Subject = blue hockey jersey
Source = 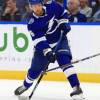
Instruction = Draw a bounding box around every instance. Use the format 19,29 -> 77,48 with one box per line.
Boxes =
68,12 -> 87,22
27,1 -> 71,52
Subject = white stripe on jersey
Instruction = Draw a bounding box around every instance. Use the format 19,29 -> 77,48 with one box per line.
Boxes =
33,36 -> 47,46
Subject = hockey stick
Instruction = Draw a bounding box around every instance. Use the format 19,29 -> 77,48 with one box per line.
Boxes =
29,52 -> 100,99
46,53 -> 100,72
18,52 -> 100,100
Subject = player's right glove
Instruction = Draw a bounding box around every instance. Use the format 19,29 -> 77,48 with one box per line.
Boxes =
43,48 -> 56,63
46,51 -> 56,63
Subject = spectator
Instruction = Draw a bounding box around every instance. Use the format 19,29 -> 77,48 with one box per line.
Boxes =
0,0 -> 4,7
56,0 -> 63,4
79,0 -> 92,21
67,0 -> 87,22
21,3 -> 32,22
1,0 -> 21,21
0,0 -> 5,20
91,0 -> 100,16
16,0 -> 28,14
88,0 -> 96,7
92,0 -> 100,22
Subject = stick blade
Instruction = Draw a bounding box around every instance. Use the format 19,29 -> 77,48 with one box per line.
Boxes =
18,96 -> 30,100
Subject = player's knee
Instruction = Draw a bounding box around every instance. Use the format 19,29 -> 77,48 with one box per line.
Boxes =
56,51 -> 72,66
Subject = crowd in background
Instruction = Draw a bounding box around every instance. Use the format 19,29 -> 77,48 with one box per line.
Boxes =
0,0 -> 100,22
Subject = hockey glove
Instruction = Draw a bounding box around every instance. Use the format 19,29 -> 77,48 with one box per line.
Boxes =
46,51 -> 56,63
43,48 -> 56,63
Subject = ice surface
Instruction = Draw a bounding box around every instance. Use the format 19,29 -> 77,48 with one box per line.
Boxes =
0,80 -> 100,100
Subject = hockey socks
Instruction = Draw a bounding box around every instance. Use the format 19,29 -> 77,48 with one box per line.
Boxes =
24,75 -> 34,88
63,66 -> 80,87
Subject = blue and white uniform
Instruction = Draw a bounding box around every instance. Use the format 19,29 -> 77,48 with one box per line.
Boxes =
24,1 -> 80,88
68,12 -> 87,22
28,1 -> 70,50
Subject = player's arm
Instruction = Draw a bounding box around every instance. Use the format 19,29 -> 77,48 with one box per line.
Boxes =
27,19 -> 50,52
54,2 -> 71,35
28,24 -> 55,63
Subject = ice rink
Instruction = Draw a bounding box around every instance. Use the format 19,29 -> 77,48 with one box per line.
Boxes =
0,80 -> 100,100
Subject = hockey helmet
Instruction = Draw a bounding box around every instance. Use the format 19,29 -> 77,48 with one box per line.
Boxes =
28,0 -> 43,5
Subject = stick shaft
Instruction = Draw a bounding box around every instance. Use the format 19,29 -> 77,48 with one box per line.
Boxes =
29,73 -> 44,99
46,53 -> 100,72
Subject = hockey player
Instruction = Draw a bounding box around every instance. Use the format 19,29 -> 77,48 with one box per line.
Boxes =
14,0 -> 85,99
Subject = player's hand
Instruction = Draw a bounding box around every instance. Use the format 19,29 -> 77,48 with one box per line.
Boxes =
3,7 -> 11,15
46,51 -> 56,63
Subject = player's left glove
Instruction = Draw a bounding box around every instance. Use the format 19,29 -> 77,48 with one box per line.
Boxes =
43,48 -> 56,63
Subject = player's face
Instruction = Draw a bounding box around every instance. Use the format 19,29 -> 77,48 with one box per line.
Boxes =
29,3 -> 43,16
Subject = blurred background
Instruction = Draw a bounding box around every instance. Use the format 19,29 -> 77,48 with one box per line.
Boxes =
0,0 -> 100,22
